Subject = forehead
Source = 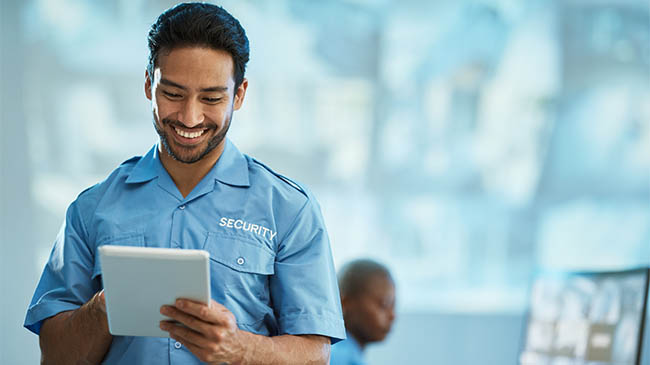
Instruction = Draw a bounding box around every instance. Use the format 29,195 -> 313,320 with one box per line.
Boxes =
155,46 -> 235,86
360,274 -> 395,298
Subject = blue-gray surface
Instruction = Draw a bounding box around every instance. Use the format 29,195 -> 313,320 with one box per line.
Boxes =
365,312 -> 525,365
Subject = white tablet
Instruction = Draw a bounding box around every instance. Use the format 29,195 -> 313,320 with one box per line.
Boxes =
98,245 -> 211,338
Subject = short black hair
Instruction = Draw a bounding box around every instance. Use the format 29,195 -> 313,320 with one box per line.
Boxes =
338,259 -> 394,298
147,2 -> 250,89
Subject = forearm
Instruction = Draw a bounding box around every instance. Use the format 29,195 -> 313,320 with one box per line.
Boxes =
239,333 -> 330,365
39,293 -> 113,364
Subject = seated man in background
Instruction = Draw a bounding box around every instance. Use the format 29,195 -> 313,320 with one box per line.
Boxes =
331,259 -> 396,365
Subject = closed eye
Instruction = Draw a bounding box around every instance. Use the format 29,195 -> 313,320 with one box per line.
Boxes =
204,97 -> 222,103
163,91 -> 181,99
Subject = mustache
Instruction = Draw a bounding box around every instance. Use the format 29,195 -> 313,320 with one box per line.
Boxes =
161,118 -> 216,130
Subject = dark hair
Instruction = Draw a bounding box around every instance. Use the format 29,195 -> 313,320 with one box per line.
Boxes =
147,2 -> 249,89
338,259 -> 394,298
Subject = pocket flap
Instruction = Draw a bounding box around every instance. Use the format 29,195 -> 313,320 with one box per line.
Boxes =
204,233 -> 275,275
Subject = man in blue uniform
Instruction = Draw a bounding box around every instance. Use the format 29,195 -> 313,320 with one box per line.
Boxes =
24,3 -> 345,364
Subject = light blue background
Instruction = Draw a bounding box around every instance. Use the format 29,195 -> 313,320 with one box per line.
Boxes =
1,0 -> 649,364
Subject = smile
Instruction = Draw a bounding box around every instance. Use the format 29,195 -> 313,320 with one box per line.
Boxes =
174,127 -> 205,139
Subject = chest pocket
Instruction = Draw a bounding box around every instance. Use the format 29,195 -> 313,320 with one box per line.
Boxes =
203,232 -> 275,274
203,232 -> 275,329
92,232 -> 145,281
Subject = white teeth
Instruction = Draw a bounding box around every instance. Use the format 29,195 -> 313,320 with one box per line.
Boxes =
174,127 -> 205,139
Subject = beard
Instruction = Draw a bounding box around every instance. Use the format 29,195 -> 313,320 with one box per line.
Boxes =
153,114 -> 231,164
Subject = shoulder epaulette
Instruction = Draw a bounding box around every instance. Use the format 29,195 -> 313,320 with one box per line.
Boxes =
77,183 -> 99,197
250,158 -> 307,197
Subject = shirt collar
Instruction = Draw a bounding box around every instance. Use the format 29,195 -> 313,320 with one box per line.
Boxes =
125,139 -> 250,187
206,138 -> 250,187
125,145 -> 159,184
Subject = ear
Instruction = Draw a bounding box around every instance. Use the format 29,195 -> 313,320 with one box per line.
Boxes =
233,78 -> 248,111
144,69 -> 152,101
340,294 -> 350,313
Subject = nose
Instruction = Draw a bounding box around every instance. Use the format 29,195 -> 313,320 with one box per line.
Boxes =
179,98 -> 204,127
387,307 -> 396,323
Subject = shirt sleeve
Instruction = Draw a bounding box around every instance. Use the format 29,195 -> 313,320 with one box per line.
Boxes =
269,194 -> 346,344
24,199 -> 100,335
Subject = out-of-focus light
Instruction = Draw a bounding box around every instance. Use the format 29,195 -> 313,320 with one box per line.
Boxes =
37,0 -> 87,40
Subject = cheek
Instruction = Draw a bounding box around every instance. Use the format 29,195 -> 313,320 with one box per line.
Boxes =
207,111 -> 225,123
373,308 -> 394,328
363,308 -> 385,328
151,97 -> 169,118
210,106 -> 231,122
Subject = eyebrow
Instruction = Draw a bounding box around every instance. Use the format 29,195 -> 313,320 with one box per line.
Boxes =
160,78 -> 228,93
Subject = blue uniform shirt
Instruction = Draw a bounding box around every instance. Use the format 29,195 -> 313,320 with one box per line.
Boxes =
330,331 -> 366,365
25,139 -> 345,364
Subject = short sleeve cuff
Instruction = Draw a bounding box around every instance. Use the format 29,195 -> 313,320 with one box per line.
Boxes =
24,301 -> 81,335
278,312 -> 346,344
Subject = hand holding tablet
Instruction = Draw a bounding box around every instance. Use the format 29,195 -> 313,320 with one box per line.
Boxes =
98,245 -> 211,337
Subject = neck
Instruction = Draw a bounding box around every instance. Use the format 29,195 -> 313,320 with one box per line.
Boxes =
347,331 -> 366,351
158,142 -> 225,198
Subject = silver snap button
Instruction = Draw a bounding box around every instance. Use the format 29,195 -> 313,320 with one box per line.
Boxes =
179,205 -> 185,210
236,257 -> 245,265
174,341 -> 182,349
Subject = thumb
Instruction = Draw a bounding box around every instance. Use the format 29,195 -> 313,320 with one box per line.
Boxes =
94,289 -> 107,314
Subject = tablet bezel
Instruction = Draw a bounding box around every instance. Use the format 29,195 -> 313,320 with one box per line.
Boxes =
98,245 -> 211,338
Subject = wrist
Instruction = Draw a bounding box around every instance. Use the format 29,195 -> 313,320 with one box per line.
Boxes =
87,292 -> 110,332
234,329 -> 253,365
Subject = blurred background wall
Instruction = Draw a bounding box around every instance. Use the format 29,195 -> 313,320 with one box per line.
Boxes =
1,0 -> 649,364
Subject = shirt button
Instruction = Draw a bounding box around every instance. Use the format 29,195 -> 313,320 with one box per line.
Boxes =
174,341 -> 182,349
179,205 -> 185,210
236,257 -> 245,265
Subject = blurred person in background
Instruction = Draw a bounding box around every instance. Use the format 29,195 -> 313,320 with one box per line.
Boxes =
331,259 -> 397,365
23,3 -> 344,364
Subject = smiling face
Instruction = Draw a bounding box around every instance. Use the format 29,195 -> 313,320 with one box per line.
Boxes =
145,46 -> 247,164
342,273 -> 396,347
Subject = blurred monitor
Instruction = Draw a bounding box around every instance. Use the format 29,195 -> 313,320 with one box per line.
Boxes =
520,268 -> 649,365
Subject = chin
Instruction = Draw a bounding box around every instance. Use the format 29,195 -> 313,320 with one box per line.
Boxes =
375,328 -> 392,342
366,332 -> 387,343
